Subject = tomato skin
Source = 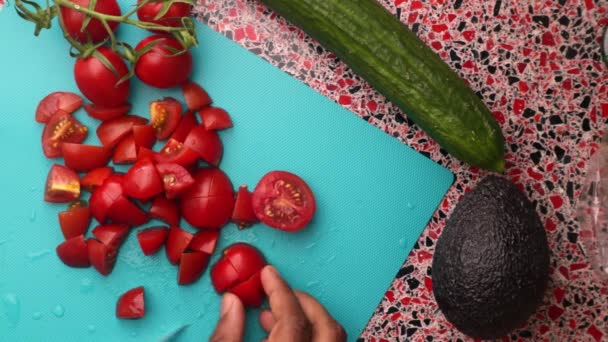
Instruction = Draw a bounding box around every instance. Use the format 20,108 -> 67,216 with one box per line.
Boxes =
36,92 -> 82,123
74,47 -> 130,107
135,35 -> 193,88
178,252 -> 210,285
136,0 -> 192,30
223,243 -> 266,282
113,135 -> 137,164
81,167 -> 113,191
42,111 -> 88,158
155,163 -> 194,199
199,107 -> 233,131
56,235 -> 90,268
84,103 -> 131,121
87,238 -> 117,275
189,230 -> 219,255
149,195 -> 180,226
149,97 -> 182,140
116,286 -> 145,319
184,126 -> 223,166
137,227 -> 169,256
231,185 -> 258,229
89,174 -> 124,223
182,81 -> 212,111
61,143 -> 112,172
97,115 -> 148,148
180,168 -> 234,229
165,226 -> 193,265
123,158 -> 164,200
252,171 -> 316,232
137,147 -> 159,162
60,0 -> 121,43
155,138 -> 199,166
45,164 -> 81,203
132,124 -> 156,149
170,111 -> 198,142
58,204 -> 91,239
229,270 -> 264,307
210,257 -> 240,293
107,196 -> 149,226
92,224 -> 129,250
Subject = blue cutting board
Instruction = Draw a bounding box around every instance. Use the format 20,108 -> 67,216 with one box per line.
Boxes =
0,3 -> 453,341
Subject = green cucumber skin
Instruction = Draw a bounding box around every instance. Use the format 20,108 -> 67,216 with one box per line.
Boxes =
260,0 -> 505,171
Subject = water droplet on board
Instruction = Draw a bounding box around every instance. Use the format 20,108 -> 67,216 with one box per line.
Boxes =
27,249 -> 51,261
29,210 -> 36,222
2,293 -> 20,327
325,255 -> 336,264
270,239 -> 276,248
80,278 -> 94,294
306,281 -> 320,288
399,238 -> 408,249
32,312 -> 42,320
305,242 -> 316,249
406,202 -> 417,210
52,305 -> 65,318
87,325 -> 96,333
130,332 -> 137,338
0,239 -> 9,246
196,311 -> 203,319
30,187 -> 37,193
160,324 -> 167,332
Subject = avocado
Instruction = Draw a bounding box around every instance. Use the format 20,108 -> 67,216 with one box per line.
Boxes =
432,175 -> 550,339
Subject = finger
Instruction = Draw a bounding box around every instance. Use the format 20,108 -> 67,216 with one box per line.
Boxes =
294,291 -> 347,342
258,310 -> 276,333
210,293 -> 246,342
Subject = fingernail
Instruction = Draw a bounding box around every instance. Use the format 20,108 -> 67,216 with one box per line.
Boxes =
264,265 -> 278,277
220,294 -> 235,317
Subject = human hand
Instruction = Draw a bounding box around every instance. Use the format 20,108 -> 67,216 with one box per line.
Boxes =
210,265 -> 346,342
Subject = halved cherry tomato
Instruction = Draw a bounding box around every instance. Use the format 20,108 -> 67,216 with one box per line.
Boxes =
199,107 -> 233,131
107,196 -> 149,226
181,168 -> 234,229
136,0 -> 192,30
149,195 -> 180,226
170,111 -> 198,142
137,147 -> 158,161
189,230 -> 219,255
135,36 -> 193,89
42,111 -> 88,158
89,174 -> 124,223
92,224 -> 129,250
178,252 -> 210,285
231,185 -> 258,229
113,135 -> 137,164
123,158 -> 164,200
81,167 -> 113,191
155,163 -> 194,199
87,238 -> 117,276
36,92 -> 82,123
56,235 -> 90,267
223,243 -> 266,282
155,138 -> 198,166
150,97 -> 182,140
137,227 -> 169,256
45,164 -> 80,203
116,286 -> 145,319
210,257 -> 240,293
182,81 -> 212,111
58,201 -> 91,239
252,171 -> 316,232
165,226 -> 193,265
132,124 -> 156,149
229,270 -> 264,307
84,103 -> 131,121
61,143 -> 112,172
97,115 -> 148,148
184,126 -> 223,166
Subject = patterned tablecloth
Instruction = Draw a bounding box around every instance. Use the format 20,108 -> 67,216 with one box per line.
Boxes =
3,0 -> 608,340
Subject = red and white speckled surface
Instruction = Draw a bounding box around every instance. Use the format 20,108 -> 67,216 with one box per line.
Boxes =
2,0 -> 608,340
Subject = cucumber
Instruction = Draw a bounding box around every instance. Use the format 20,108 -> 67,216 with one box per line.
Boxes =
602,26 -> 608,67
259,0 -> 505,172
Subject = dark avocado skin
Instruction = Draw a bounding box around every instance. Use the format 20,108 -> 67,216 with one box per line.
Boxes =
432,175 -> 550,340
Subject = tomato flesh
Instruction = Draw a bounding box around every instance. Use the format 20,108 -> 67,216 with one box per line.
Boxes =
155,163 -> 194,199
62,143 -> 112,172
155,138 -> 198,166
107,196 -> 149,226
42,111 -> 88,158
97,115 -> 148,148
184,125 -> 223,166
231,185 -> 258,229
150,97 -> 182,140
116,286 -> 145,319
45,164 -> 80,203
189,230 -> 219,255
180,168 -> 234,229
74,47 -> 130,107
135,36 -> 193,89
87,238 -> 117,276
123,158 -> 164,200
199,107 -> 233,131
178,252 -> 210,285
92,224 -> 129,250
252,171 -> 316,232
229,270 -> 264,308
58,202 -> 91,239
149,195 -> 180,226
60,0 -> 121,43
137,147 -> 159,162
56,235 -> 90,268
182,81 -> 212,111
132,124 -> 156,149
113,135 -> 137,164
170,111 -> 198,142
137,227 -> 169,256
89,175 -> 124,223
81,167 -> 113,191
36,92 -> 82,123
84,103 -> 131,121
165,226 -> 193,265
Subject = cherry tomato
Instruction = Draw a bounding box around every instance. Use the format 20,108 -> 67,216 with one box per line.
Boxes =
165,226 -> 193,265
181,80 -> 212,111
61,143 -> 112,172
149,97 -> 182,140
36,92 -> 82,123
252,171 -> 316,232
178,252 -> 210,285
155,163 -> 194,199
92,224 -> 129,250
56,235 -> 90,267
123,158 -> 164,200
149,195 -> 180,226
210,257 -> 240,293
137,147 -> 158,161
107,196 -> 149,226
199,107 -> 233,131
45,164 -> 80,203
113,135 -> 137,164
59,0 -> 121,43
84,103 -> 131,121
132,124 -> 156,149
97,115 -> 148,148
184,125 -> 223,166
189,230 -> 219,255
58,201 -> 91,239
135,35 -> 193,88
87,238 -> 117,276
180,168 -> 234,229
81,167 -> 113,191
229,270 -> 264,307
136,0 -> 192,30
137,227 -> 169,256
116,286 -> 145,319
89,174 -> 124,223
170,110 -> 198,142
74,47 -> 130,107
155,138 -> 198,166
231,185 -> 258,229
42,111 -> 88,158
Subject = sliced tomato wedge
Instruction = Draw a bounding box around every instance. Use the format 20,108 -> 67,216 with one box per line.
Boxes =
165,226 -> 193,265
58,201 -> 92,239
123,158 -> 164,200
181,168 -> 234,229
231,185 -> 258,229
170,111 -> 198,142
116,286 -> 145,319
155,138 -> 199,166
178,251 -> 210,285
155,163 -> 194,199
84,103 -> 131,121
36,92 -> 82,123
224,243 -> 266,282
45,164 -> 80,203
181,81 -> 212,111
184,125 -> 223,166
87,238 -> 117,276
81,166 -> 113,191
199,107 -> 233,131
89,174 -> 124,223
132,124 -> 156,149
149,97 -> 181,140
97,115 -> 148,148
149,195 -> 180,226
42,111 -> 88,158
252,171 -> 316,232
107,196 -> 149,226
229,270 -> 264,307
189,230 -> 219,255
210,257 -> 240,293
137,147 -> 158,161
92,224 -> 130,250
137,226 -> 169,256
113,135 -> 137,164
56,235 -> 90,267
61,143 -> 112,172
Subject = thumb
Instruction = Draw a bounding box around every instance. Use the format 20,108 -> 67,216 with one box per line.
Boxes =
210,293 -> 246,342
